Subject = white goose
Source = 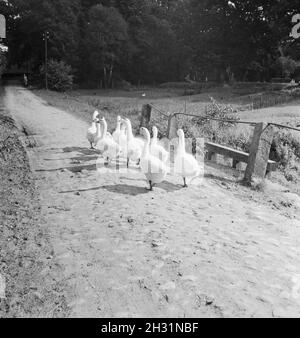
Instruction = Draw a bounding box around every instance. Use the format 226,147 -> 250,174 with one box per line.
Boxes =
175,129 -> 201,187
122,118 -> 144,167
113,116 -> 127,148
97,117 -> 121,163
140,127 -> 168,191
150,126 -> 169,162
121,122 -> 127,136
86,110 -> 99,149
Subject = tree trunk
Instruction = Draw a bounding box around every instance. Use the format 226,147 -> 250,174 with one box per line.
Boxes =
109,64 -> 113,89
103,67 -> 107,89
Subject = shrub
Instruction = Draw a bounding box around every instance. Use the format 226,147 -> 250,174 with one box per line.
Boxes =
0,51 -> 7,77
270,130 -> 300,183
273,57 -> 300,79
270,131 -> 300,165
180,97 -> 240,141
270,77 -> 291,83
40,59 -> 73,92
251,178 -> 266,192
284,169 -> 298,183
159,82 -> 218,90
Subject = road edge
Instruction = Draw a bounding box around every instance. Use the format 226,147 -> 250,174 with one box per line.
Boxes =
0,86 -> 71,318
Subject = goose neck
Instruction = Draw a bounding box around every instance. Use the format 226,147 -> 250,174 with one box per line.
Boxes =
142,132 -> 150,158
126,121 -> 134,141
92,112 -> 98,120
96,123 -> 101,137
102,120 -> 108,139
178,133 -> 186,153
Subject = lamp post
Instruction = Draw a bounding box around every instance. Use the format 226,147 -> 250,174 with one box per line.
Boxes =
42,31 -> 50,90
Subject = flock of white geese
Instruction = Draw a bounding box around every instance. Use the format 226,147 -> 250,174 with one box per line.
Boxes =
87,110 -> 201,190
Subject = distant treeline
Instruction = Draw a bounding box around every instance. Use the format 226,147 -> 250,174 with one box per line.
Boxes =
1,0 -> 300,87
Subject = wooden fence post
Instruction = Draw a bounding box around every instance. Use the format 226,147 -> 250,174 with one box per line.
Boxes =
167,114 -> 178,140
139,104 -> 152,130
244,122 -> 274,183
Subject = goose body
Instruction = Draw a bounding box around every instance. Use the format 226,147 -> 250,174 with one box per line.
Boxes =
174,129 -> 201,187
86,110 -> 99,149
135,136 -> 146,150
122,118 -> 144,166
150,126 -> 169,162
140,127 -> 168,190
97,118 -> 121,162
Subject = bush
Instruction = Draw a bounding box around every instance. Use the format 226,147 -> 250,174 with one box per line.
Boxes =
284,169 -> 298,183
270,78 -> 291,83
40,59 -> 73,92
272,57 -> 300,79
159,81 -> 218,90
270,131 -> 300,165
175,97 -> 249,156
270,130 -> 300,182
0,51 -> 7,77
185,97 -> 241,141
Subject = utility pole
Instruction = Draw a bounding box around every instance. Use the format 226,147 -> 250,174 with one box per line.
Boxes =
43,31 -> 50,90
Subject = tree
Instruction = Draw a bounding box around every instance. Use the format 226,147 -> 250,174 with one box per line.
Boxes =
0,0 -> 81,72
1,0 -> 299,86
125,13 -> 180,83
181,0 -> 279,82
40,59 -> 73,91
84,4 -> 128,87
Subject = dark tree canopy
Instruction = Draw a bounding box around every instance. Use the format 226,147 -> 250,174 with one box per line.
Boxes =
0,0 -> 300,86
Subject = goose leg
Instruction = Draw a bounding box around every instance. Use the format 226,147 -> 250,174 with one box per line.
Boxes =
136,158 -> 141,166
90,142 -> 95,150
183,177 -> 188,188
116,155 -> 120,171
149,180 -> 153,191
127,158 -> 130,168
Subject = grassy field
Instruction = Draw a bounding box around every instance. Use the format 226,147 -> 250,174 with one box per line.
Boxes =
33,86 -> 300,127
33,86 -> 253,133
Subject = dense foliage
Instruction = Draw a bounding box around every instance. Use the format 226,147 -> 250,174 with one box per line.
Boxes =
0,0 -> 300,86
40,59 -> 73,91
0,51 -> 6,77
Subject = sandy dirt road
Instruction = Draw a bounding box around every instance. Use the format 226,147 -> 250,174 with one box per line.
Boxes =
4,85 -> 300,318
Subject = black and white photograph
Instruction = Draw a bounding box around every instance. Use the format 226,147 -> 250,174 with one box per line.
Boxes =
0,0 -> 300,322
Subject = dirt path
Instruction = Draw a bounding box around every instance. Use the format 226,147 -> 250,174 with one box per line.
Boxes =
4,85 -> 300,318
